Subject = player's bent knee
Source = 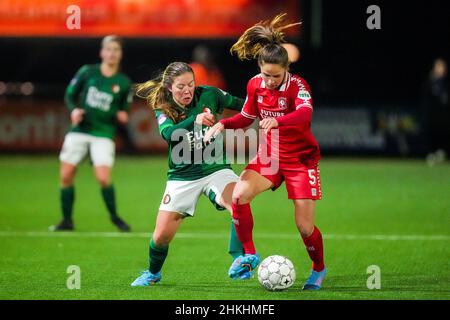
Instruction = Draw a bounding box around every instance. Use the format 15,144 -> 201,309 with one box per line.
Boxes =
297,224 -> 314,238
232,194 -> 251,205
61,177 -> 72,187
60,173 -> 75,187
96,176 -> 111,187
60,165 -> 76,186
232,188 -> 253,205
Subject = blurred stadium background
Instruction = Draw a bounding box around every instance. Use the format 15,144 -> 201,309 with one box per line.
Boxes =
1,0 -> 448,157
0,0 -> 449,300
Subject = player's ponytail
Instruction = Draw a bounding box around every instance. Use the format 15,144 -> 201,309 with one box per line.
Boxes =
230,13 -> 301,68
136,62 -> 194,123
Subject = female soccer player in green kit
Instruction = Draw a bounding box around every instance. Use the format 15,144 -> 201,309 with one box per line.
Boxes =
131,62 -> 249,286
52,35 -> 132,232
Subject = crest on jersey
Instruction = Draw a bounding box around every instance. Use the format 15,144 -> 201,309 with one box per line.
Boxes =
112,84 -> 120,93
163,194 -> 171,204
257,95 -> 263,103
278,97 -> 287,110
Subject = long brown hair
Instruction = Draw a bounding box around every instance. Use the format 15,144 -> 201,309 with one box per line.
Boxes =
135,62 -> 194,123
230,13 -> 301,68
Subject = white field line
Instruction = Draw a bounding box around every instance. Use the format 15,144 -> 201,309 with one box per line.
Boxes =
0,231 -> 448,241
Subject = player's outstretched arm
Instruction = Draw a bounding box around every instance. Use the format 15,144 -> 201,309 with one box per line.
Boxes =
203,122 -> 224,143
276,106 -> 312,127
220,112 -> 255,129
159,115 -> 196,142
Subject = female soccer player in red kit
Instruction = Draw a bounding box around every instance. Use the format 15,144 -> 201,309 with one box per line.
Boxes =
204,13 -> 326,290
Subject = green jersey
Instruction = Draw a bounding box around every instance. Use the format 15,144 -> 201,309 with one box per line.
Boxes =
65,64 -> 133,140
156,86 -> 244,181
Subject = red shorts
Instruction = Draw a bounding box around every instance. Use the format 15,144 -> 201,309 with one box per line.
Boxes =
245,157 -> 322,200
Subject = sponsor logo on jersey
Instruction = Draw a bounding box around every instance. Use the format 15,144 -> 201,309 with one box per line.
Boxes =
86,87 -> 113,111
257,95 -> 263,103
157,114 -> 167,125
112,84 -> 120,93
260,109 -> 285,118
298,90 -> 311,101
163,194 -> 171,204
278,97 -> 287,110
185,127 -> 209,151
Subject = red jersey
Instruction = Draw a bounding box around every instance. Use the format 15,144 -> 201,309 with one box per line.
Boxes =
241,72 -> 320,165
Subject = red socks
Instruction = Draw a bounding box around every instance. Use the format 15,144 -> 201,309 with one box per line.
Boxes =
232,201 -> 324,272
231,202 -> 256,254
302,226 -> 325,272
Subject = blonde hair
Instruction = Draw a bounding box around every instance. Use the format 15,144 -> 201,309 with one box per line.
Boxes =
135,62 -> 194,123
101,35 -> 123,49
230,13 -> 301,68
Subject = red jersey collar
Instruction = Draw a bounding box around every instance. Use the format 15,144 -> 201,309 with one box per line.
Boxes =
259,72 -> 291,92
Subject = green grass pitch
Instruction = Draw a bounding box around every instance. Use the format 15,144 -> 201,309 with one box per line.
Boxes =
0,155 -> 449,300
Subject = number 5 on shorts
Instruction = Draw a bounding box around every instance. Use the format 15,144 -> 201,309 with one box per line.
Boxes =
308,169 -> 317,186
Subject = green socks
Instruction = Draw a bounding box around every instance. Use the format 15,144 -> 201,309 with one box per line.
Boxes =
149,239 -> 169,274
146,221 -> 243,275
60,186 -> 74,220
101,185 -> 117,218
228,221 -> 245,259
61,185 -> 120,221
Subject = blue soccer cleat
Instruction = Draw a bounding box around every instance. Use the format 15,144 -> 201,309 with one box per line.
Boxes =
239,270 -> 254,280
302,268 -> 326,290
228,254 -> 260,280
131,270 -> 161,287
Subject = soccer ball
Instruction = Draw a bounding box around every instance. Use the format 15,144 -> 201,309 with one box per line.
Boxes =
257,255 -> 296,291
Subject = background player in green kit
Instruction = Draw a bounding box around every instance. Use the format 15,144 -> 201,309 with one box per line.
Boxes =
51,35 -> 132,232
131,62 -> 249,286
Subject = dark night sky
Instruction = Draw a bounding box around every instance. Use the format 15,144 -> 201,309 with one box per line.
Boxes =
1,0 -> 448,104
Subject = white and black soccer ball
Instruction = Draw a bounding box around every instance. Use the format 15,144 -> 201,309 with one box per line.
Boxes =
257,255 -> 296,291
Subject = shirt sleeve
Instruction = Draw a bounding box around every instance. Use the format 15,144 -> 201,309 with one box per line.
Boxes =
276,107 -> 312,127
241,80 -> 258,120
64,65 -> 90,111
155,110 -> 195,143
216,87 -> 245,112
220,112 -> 255,129
119,80 -> 133,112
293,80 -> 313,110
